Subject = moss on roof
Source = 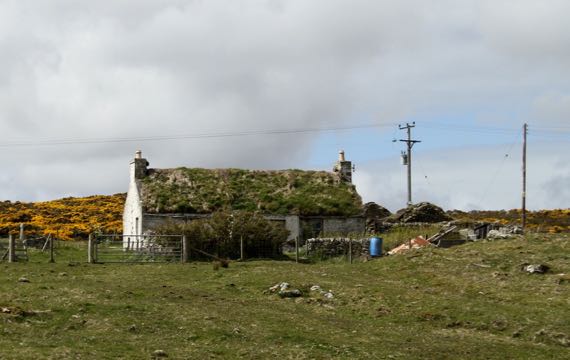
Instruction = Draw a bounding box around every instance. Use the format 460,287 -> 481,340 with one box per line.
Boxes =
140,168 -> 363,216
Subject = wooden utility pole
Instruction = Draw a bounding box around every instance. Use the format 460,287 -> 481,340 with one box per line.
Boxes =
399,122 -> 421,206
522,123 -> 528,234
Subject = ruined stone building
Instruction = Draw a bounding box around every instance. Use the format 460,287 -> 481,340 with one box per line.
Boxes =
123,150 -> 366,243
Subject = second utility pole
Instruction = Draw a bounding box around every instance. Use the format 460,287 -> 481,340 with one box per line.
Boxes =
399,122 -> 421,206
522,123 -> 528,234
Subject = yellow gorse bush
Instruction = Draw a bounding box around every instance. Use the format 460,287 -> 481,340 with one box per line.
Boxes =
0,194 -> 125,241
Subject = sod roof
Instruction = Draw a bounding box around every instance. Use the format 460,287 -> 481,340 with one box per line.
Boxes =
140,167 -> 363,216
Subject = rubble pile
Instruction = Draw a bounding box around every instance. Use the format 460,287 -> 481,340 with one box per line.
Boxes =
266,283 -> 334,300
389,202 -> 452,223
306,238 -> 370,257
363,202 -> 392,233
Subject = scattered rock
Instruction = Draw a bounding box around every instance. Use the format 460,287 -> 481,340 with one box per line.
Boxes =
58,272 -> 68,277
128,324 -> 137,332
309,284 -> 334,299
269,282 -> 290,293
487,230 -> 511,240
389,202 -> 451,223
522,264 -> 550,274
268,282 -> 302,298
18,277 -> 30,283
278,289 -> 302,298
152,349 -> 168,358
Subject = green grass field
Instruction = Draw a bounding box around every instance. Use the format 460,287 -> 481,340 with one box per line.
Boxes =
1,235 -> 569,359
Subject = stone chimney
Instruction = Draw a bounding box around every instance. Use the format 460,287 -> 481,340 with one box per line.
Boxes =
333,150 -> 352,183
130,150 -> 149,181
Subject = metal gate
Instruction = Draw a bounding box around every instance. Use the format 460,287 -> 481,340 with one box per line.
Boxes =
92,234 -> 183,263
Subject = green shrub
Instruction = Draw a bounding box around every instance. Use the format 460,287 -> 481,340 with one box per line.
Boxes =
152,211 -> 289,260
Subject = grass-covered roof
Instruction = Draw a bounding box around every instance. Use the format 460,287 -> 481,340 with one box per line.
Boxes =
140,168 -> 363,216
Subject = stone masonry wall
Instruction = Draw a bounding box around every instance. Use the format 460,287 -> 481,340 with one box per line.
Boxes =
307,237 -> 370,258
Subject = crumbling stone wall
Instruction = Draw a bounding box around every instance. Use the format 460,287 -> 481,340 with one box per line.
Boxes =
307,237 -> 370,257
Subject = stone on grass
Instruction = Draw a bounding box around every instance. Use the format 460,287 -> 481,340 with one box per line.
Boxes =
278,289 -> 302,298
152,349 -> 168,358
523,264 -> 550,274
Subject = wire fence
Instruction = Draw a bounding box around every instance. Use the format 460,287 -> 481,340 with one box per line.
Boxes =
93,234 -> 183,263
1,232 -> 375,264
0,235 -> 89,263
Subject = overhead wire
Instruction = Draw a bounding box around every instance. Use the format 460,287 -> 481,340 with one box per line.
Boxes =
478,134 -> 519,204
0,122 -> 397,148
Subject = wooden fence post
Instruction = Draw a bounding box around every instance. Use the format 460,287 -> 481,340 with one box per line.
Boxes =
295,236 -> 299,263
348,238 -> 353,264
19,223 -> 24,243
240,236 -> 244,261
8,234 -> 15,263
182,235 -> 189,263
88,233 -> 94,264
49,236 -> 55,263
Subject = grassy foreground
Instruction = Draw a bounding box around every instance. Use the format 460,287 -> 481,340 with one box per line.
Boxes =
1,235 -> 569,359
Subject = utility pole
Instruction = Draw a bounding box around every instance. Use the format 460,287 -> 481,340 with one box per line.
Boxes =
522,123 -> 528,234
399,122 -> 421,206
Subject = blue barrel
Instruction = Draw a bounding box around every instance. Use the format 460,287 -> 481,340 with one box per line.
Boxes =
369,237 -> 383,257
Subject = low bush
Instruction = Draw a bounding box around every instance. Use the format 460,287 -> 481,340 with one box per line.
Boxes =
152,210 -> 289,260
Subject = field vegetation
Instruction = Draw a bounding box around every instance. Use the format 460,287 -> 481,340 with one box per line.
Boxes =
1,234 -> 568,359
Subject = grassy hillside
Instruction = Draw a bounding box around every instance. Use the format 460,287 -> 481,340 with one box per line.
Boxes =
0,194 -> 125,241
141,168 -> 363,216
1,234 -> 568,359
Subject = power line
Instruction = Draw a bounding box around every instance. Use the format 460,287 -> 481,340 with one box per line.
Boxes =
478,135 -> 518,204
1,120 -> 567,148
0,123 -> 397,148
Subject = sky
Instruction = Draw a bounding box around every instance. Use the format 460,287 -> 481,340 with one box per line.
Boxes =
1,0 -> 569,211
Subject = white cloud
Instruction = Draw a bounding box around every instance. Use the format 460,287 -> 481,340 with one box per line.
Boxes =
0,0 -> 568,209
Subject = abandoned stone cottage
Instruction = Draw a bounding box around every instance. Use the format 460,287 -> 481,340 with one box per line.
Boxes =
123,151 -> 366,244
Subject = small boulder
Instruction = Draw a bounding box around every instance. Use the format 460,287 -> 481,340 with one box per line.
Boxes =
523,264 -> 550,274
152,350 -> 168,358
278,289 -> 302,298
